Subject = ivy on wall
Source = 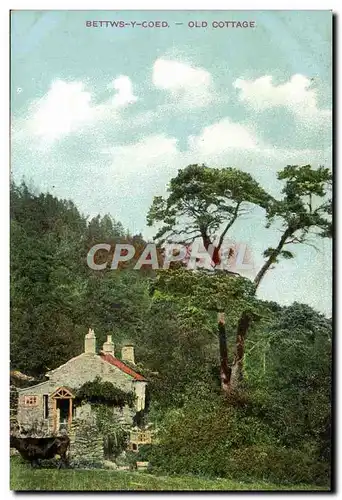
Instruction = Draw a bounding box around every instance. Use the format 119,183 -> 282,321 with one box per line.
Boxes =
74,377 -> 135,408
93,404 -> 129,458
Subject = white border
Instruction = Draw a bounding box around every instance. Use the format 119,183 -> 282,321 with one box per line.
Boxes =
3,1 -> 338,9
2,2 -> 338,499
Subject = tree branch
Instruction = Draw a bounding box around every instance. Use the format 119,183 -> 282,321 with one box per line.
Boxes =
217,202 -> 241,251
254,226 -> 293,290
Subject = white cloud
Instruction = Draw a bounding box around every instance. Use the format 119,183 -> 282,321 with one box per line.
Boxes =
20,76 -> 138,145
93,115 -> 331,212
107,75 -> 137,106
98,115 -> 331,202
188,118 -> 261,155
234,74 -> 331,126
104,134 -> 179,163
152,58 -> 214,108
102,134 -> 180,179
27,80 -> 95,143
186,116 -> 331,197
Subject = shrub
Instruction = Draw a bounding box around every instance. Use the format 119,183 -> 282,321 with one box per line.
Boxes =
69,459 -> 104,469
226,445 -> 330,486
135,444 -> 153,462
145,394 -> 330,486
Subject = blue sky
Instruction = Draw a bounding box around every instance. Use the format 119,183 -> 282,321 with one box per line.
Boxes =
11,10 -> 332,315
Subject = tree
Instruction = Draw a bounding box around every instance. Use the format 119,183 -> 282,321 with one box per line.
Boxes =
254,165 -> 332,288
147,164 -> 272,266
149,268 -> 261,394
246,302 -> 331,460
231,164 -> 332,388
147,164 -> 272,394
10,183 -> 89,374
147,164 -> 332,394
139,297 -> 219,409
10,181 -> 151,374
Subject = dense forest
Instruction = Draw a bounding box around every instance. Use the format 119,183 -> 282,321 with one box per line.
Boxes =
10,163 -> 332,486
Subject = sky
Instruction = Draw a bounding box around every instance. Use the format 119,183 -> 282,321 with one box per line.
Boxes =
11,10 -> 332,315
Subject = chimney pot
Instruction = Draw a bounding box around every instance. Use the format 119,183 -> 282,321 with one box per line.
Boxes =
121,345 -> 135,365
85,328 -> 96,354
103,335 -> 115,357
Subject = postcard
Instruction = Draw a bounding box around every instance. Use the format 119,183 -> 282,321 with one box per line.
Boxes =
10,10 -> 332,492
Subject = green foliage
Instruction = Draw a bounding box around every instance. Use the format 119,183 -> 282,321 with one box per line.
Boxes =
10,182 -> 89,374
10,178 -> 331,486
246,303 -> 331,452
152,267 -> 258,321
10,181 -> 151,375
263,248 -> 293,261
280,249 -> 294,259
92,404 -> 129,458
224,445 -> 330,485
141,300 -> 331,486
147,164 -> 272,245
265,165 -> 332,245
146,268 -> 264,401
147,389 -> 330,485
139,298 -> 220,409
135,444 -> 154,462
75,377 -> 135,407
145,392 -> 275,478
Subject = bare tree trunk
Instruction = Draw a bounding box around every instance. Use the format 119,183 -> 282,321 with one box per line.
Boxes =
201,209 -> 239,268
217,311 -> 250,394
230,312 -> 250,389
213,226 -> 294,395
202,235 -> 221,266
217,312 -> 231,393
229,225 -> 293,392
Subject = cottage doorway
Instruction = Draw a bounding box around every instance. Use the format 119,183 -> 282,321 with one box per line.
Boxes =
57,399 -> 70,431
50,387 -> 74,433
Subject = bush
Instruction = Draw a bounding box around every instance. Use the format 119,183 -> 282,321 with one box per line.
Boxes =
226,445 -> 330,486
136,444 -> 154,462
69,459 -> 104,469
145,393 -> 330,486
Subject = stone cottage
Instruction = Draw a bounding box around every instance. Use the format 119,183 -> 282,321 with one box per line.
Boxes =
16,329 -> 147,436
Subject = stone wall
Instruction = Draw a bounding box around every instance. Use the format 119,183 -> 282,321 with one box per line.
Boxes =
48,353 -> 133,392
10,385 -> 19,431
113,405 -> 135,428
15,353 -> 146,436
133,381 -> 147,412
69,414 -> 104,465
16,382 -> 56,435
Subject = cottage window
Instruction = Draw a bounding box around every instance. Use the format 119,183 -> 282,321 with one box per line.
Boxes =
24,395 -> 38,406
43,395 -> 49,418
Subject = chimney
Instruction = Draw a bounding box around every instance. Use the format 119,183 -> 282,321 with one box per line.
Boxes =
85,328 -> 96,354
103,335 -> 115,357
121,344 -> 135,365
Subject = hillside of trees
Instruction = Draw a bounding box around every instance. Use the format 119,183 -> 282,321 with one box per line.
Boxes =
10,163 -> 332,486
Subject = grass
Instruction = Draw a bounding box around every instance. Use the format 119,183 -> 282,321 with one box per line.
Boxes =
10,457 -> 329,492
